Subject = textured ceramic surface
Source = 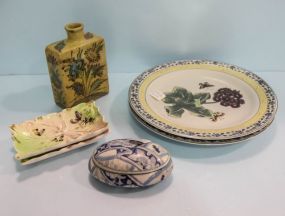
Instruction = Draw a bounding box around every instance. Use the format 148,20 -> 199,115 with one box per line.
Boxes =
129,60 -> 277,140
129,104 -> 274,145
45,23 -> 109,108
10,102 -> 108,164
89,139 -> 173,187
21,131 -> 108,165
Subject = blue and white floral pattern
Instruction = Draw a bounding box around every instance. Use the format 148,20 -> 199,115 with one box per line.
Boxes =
88,139 -> 173,187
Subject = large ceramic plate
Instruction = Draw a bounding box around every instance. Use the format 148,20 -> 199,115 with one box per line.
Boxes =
129,60 -> 277,140
129,104 -> 273,145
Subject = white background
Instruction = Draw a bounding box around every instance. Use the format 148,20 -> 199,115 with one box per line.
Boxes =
0,72 -> 284,216
0,1 -> 284,215
0,0 -> 285,74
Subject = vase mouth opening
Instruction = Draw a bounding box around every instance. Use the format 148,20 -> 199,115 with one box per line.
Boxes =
65,23 -> 84,32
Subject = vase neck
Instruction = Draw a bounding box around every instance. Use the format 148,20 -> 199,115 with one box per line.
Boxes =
65,23 -> 85,43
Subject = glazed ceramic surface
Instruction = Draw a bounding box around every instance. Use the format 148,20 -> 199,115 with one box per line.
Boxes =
45,23 -> 109,108
21,131 -> 108,165
129,104 -> 274,145
89,139 -> 173,187
10,102 -> 108,164
129,60 -> 277,140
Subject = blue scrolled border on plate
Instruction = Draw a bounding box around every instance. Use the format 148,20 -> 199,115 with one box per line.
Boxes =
129,104 -> 274,145
128,60 -> 278,140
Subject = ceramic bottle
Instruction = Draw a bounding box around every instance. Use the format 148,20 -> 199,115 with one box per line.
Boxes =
45,23 -> 109,108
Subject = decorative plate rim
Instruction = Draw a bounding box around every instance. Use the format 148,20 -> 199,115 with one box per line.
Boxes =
129,104 -> 274,145
129,60 -> 278,140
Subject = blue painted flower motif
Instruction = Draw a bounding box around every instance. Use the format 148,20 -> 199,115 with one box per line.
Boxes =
60,43 -> 107,102
84,32 -> 94,39
68,59 -> 84,81
54,40 -> 65,52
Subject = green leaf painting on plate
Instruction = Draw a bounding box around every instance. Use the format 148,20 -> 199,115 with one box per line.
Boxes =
163,87 -> 213,118
162,86 -> 245,121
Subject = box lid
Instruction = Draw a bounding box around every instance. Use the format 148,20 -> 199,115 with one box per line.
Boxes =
90,139 -> 171,174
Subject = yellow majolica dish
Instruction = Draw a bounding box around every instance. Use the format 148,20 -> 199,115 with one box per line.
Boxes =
129,60 -> 277,141
10,102 -> 108,165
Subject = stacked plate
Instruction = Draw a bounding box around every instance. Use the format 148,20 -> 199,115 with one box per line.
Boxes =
129,60 -> 278,145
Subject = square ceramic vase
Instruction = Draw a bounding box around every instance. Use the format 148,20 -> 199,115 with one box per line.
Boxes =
45,23 -> 109,108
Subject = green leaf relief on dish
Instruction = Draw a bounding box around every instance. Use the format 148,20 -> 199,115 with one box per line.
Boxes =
71,102 -> 102,123
11,102 -> 102,156
12,131 -> 57,155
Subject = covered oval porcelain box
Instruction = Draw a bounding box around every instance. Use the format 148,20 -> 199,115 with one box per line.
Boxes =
88,139 -> 173,187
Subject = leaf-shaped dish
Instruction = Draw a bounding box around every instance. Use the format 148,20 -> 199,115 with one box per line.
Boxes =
129,60 -> 277,141
10,102 -> 108,164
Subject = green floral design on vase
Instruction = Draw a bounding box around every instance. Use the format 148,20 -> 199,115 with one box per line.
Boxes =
62,40 -> 107,106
